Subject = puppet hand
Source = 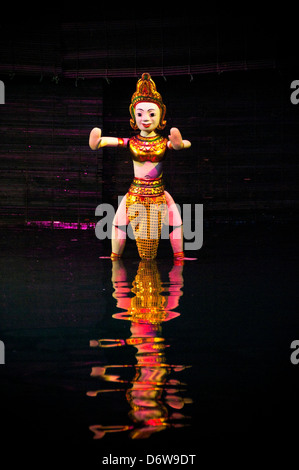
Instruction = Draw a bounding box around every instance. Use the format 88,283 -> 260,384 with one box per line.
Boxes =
89,127 -> 102,150
168,127 -> 184,150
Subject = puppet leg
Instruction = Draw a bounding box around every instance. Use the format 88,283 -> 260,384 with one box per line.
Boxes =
111,194 -> 129,259
164,191 -> 184,260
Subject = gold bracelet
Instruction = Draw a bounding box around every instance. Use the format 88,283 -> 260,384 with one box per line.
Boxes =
174,251 -> 185,259
110,252 -> 122,260
168,141 -> 184,150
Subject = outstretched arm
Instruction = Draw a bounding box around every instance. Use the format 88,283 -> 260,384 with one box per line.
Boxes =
89,127 -> 128,150
167,127 -> 191,150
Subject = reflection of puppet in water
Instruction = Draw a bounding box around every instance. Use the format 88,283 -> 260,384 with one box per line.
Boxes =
88,259 -> 192,440
89,73 -> 191,261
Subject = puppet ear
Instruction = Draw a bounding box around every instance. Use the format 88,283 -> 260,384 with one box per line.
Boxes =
129,104 -> 138,130
156,104 -> 166,130
89,127 -> 102,150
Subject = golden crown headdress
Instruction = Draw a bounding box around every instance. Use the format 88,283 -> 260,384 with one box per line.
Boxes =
129,73 -> 166,130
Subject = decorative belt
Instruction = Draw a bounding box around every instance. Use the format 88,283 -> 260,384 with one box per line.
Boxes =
128,176 -> 164,197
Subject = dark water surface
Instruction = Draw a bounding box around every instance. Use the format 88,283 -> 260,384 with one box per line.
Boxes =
0,224 -> 298,465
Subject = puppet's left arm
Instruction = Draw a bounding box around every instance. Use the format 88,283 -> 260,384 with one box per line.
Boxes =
167,127 -> 191,150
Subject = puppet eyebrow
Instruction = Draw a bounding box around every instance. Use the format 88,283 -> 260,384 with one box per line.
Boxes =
136,107 -> 156,112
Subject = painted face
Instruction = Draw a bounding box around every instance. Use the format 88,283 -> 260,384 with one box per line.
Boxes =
134,102 -> 161,133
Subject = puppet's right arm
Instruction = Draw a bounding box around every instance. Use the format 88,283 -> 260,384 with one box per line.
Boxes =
89,127 -> 128,150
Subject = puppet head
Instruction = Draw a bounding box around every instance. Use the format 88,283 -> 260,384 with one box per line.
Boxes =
129,73 -> 166,130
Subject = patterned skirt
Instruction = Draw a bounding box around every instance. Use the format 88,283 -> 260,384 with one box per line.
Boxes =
126,177 -> 167,259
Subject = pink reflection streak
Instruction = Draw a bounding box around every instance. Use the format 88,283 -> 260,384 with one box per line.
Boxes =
26,220 -> 95,229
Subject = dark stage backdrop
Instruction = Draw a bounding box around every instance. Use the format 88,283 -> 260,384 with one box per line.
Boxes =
0,18 -> 298,226
0,78 -> 103,226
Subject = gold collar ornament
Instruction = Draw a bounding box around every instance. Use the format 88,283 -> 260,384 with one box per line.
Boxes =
129,73 -> 166,130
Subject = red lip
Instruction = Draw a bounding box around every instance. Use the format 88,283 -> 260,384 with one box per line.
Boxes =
142,123 -> 151,128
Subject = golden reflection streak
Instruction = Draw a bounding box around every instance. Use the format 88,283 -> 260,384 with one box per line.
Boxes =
88,259 -> 192,440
